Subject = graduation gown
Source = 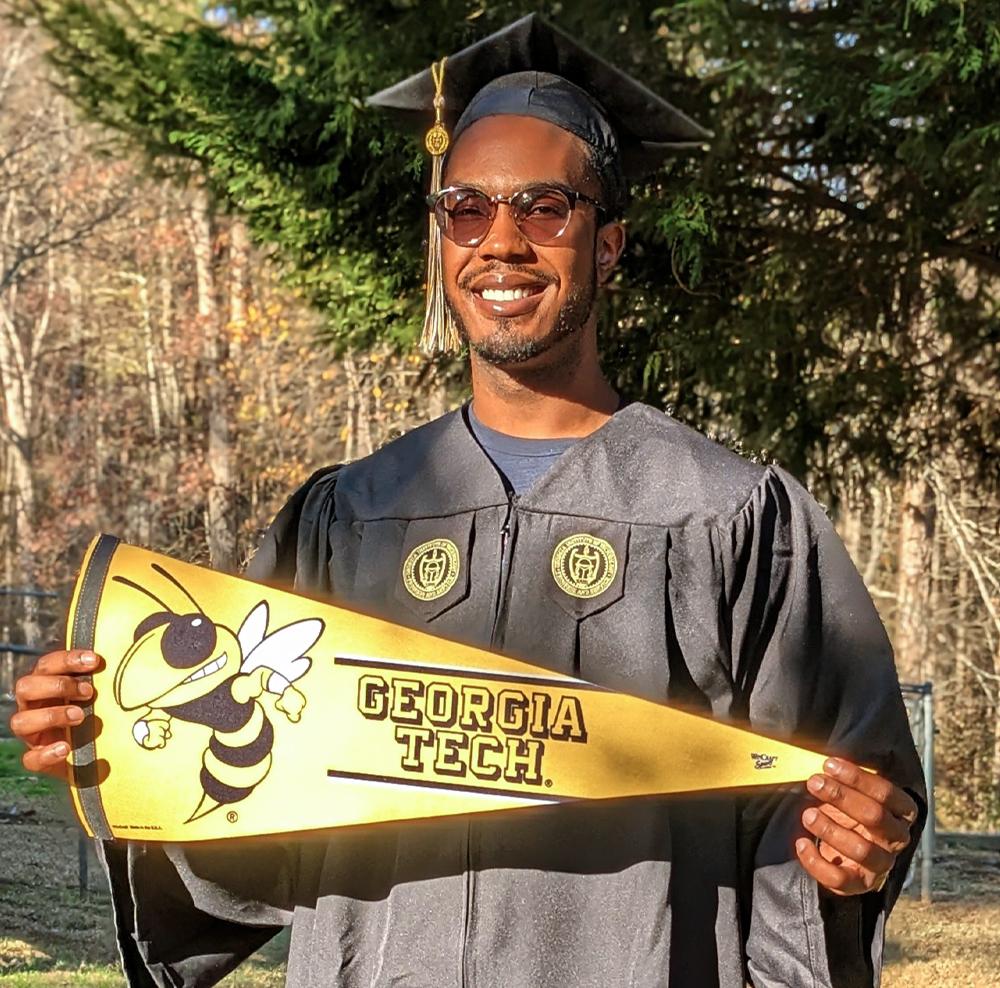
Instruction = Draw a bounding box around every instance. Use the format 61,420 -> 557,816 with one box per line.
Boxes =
99,403 -> 925,988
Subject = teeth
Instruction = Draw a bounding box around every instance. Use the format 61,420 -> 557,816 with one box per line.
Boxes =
182,652 -> 227,685
480,287 -> 536,302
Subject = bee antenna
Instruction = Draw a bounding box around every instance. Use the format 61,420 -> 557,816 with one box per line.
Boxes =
150,563 -> 205,614
112,576 -> 173,612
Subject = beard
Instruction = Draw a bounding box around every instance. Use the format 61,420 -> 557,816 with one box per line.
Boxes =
446,265 -> 597,368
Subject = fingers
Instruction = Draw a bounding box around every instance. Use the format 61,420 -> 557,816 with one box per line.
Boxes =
795,837 -> 871,896
9,703 -> 89,742
801,806 -> 895,875
8,650 -> 102,781
806,763 -> 913,849
32,650 -> 101,678
797,757 -> 920,896
14,673 -> 94,708
822,757 -> 920,823
21,741 -> 70,781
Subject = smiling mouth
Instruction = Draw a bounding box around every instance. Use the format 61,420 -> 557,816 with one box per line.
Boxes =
475,285 -> 546,302
181,652 -> 227,685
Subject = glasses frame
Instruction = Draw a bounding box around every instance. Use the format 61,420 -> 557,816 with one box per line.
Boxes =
426,183 -> 606,247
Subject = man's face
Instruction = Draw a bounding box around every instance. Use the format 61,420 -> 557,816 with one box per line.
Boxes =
440,115 -> 620,368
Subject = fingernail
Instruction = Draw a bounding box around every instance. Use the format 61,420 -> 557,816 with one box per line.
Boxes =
67,707 -> 84,723
807,775 -> 825,793
51,742 -> 69,758
803,808 -> 818,826
74,653 -> 96,667
824,758 -> 843,775
795,838 -> 810,854
79,682 -> 94,698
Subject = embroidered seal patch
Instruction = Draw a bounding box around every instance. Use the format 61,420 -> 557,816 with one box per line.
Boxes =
551,534 -> 618,600
403,539 -> 461,601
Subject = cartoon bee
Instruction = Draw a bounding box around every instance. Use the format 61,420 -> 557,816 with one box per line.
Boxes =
111,564 -> 323,823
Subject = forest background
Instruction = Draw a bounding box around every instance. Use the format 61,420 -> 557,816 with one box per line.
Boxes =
0,0 -> 998,841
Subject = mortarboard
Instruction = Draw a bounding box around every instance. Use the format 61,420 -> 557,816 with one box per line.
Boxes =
368,13 -> 712,354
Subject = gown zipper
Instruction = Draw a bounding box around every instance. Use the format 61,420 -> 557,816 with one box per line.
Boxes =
490,493 -> 518,648
462,492 -> 518,988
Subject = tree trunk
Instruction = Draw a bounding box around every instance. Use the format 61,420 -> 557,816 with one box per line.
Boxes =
187,186 -> 236,570
895,468 -> 936,684
343,351 -> 372,459
228,217 -> 250,365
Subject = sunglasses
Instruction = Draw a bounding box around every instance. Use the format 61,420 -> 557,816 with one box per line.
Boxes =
427,184 -> 605,248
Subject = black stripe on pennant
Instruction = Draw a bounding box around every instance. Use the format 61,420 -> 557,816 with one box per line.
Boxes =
67,533 -> 121,841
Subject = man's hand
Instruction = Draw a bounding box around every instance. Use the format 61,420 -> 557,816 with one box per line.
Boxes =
796,757 -> 919,896
9,649 -> 101,780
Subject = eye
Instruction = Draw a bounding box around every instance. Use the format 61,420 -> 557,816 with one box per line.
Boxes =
450,200 -> 490,218
134,611 -> 171,642
524,195 -> 568,218
160,614 -> 218,669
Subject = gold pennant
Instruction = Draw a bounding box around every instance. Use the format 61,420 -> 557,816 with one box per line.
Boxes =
65,535 -> 829,843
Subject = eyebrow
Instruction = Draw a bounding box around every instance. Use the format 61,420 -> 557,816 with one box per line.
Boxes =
441,179 -> 581,195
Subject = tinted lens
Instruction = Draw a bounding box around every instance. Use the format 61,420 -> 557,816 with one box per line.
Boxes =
513,188 -> 573,243
437,189 -> 493,246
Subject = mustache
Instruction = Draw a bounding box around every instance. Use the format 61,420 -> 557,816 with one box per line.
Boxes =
458,263 -> 556,292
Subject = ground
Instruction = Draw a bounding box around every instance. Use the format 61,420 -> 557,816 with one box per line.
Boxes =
1,727 -> 998,987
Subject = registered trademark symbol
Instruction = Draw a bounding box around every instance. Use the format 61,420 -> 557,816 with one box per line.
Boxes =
226,810 -> 238,823
544,779 -> 552,788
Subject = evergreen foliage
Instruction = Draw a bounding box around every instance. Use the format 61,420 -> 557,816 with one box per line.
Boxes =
14,0 -> 1000,482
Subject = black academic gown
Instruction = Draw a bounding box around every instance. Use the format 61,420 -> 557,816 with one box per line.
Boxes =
100,403 -> 925,988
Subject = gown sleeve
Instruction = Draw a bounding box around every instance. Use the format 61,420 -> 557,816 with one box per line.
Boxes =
730,467 -> 927,988
97,467 -> 341,988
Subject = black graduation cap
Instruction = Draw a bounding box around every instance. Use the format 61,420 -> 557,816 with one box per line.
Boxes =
367,14 -> 711,354
367,13 -> 712,177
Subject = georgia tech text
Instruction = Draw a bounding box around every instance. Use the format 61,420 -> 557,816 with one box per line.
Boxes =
356,674 -> 588,787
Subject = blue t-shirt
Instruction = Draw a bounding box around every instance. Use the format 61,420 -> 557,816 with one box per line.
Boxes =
466,404 -> 579,495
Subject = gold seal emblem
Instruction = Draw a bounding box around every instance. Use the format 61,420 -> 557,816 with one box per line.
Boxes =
424,123 -> 450,157
403,539 -> 460,601
551,535 -> 617,600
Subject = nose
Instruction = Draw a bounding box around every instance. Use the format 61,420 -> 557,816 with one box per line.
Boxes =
476,203 -> 536,264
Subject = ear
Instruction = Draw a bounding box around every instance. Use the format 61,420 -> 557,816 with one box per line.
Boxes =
595,220 -> 626,286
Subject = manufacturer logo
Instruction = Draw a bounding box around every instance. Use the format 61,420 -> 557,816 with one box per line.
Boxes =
403,539 -> 461,601
551,534 -> 617,599
751,753 -> 778,770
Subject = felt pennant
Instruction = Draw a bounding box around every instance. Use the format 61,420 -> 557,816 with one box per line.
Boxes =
65,534 -> 828,843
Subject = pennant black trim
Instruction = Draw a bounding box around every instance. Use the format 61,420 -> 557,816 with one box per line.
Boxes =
67,533 -> 120,840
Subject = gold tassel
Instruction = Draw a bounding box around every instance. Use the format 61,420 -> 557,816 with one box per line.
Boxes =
420,57 -> 461,355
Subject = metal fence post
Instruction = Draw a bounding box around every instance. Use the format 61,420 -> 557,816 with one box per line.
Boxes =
899,681 -> 934,900
920,683 -> 934,903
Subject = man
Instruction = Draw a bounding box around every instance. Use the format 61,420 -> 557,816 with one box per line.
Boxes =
12,15 -> 922,988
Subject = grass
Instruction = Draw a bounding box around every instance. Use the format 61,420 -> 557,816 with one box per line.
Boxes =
0,698 -> 287,987
0,738 -> 57,799
0,956 -> 287,987
885,899 -> 1000,987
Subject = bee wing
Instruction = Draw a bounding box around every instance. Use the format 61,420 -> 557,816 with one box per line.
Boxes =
240,617 -> 324,682
237,601 -> 269,659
